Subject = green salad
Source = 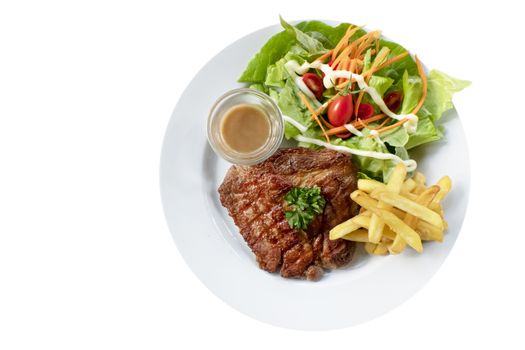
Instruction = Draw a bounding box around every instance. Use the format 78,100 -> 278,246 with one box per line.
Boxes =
238,17 -> 470,182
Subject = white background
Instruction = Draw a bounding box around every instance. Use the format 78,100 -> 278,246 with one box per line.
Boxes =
0,0 -> 523,348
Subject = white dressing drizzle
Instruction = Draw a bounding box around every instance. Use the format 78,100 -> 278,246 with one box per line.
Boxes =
369,129 -> 384,145
289,60 -> 419,133
282,114 -> 308,133
279,59 -> 421,171
344,123 -> 363,137
295,134 -> 417,172
284,61 -> 318,101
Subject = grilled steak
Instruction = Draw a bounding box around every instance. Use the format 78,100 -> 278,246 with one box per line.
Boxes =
218,148 -> 359,280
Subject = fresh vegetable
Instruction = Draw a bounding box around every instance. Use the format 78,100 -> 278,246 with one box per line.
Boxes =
302,73 -> 324,99
328,94 -> 354,126
238,18 -> 470,181
357,103 -> 374,119
384,91 -> 403,112
284,186 -> 326,230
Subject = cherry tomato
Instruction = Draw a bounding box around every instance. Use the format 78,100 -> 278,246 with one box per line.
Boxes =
336,132 -> 352,140
384,91 -> 403,112
327,94 -> 354,127
302,73 -> 324,100
357,103 -> 374,119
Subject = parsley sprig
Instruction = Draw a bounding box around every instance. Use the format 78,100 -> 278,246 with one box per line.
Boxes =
284,186 -> 326,230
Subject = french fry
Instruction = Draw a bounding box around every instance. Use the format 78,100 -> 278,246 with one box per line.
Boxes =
341,229 -> 370,242
382,227 -> 397,240
329,214 -> 371,240
414,172 -> 426,185
386,164 -> 407,192
429,202 -> 444,218
372,190 -> 444,229
359,178 -> 418,201
340,169 -> 451,256
434,176 -> 452,203
401,178 -> 417,194
389,235 -> 406,254
413,185 -> 426,195
373,244 -> 389,255
350,191 -> 423,253
389,186 -> 440,253
417,220 -> 444,242
357,178 -> 384,193
364,242 -> 377,254
368,164 -> 406,243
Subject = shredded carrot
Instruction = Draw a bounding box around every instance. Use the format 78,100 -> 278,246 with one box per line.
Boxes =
349,59 -> 357,73
353,47 -> 389,115
319,116 -> 334,129
411,55 -> 427,114
357,117 -> 368,129
332,46 -> 352,68
354,34 -> 376,59
354,91 -> 365,117
331,25 -> 364,61
342,31 -> 378,61
317,50 -> 333,63
337,57 -> 351,85
299,93 -> 330,142
358,113 -> 387,126
363,51 -> 409,78
348,59 -> 357,88
368,47 -> 390,75
325,114 -> 387,136
377,118 -> 408,133
352,31 -> 381,59
370,117 -> 390,130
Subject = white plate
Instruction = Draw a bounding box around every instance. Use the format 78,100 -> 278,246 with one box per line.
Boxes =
160,22 -> 470,330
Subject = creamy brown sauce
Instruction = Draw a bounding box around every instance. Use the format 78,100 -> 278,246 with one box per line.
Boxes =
220,104 -> 270,153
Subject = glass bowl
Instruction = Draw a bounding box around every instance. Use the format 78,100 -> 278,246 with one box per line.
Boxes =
207,88 -> 283,165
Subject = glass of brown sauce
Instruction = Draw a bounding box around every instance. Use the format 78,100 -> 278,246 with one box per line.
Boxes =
207,88 -> 283,165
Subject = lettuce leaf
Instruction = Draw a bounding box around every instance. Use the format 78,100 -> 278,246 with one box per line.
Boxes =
279,16 -> 327,56
368,75 -> 394,98
238,30 -> 295,83
239,19 -> 470,183
277,79 -> 313,139
401,70 -> 423,114
333,129 -> 400,181
405,115 -> 443,150
382,126 -> 409,148
420,69 -> 471,121
376,39 -> 418,80
403,69 -> 470,149
248,83 -> 268,94
239,20 -> 361,83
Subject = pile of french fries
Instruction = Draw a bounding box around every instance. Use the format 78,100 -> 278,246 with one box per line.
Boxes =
330,164 -> 452,255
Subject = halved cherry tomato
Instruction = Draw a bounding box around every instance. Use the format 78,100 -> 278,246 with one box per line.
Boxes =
336,132 -> 352,140
327,94 -> 354,127
384,91 -> 403,112
302,73 -> 324,100
357,103 -> 374,119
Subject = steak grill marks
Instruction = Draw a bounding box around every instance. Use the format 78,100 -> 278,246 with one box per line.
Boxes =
218,148 -> 359,280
